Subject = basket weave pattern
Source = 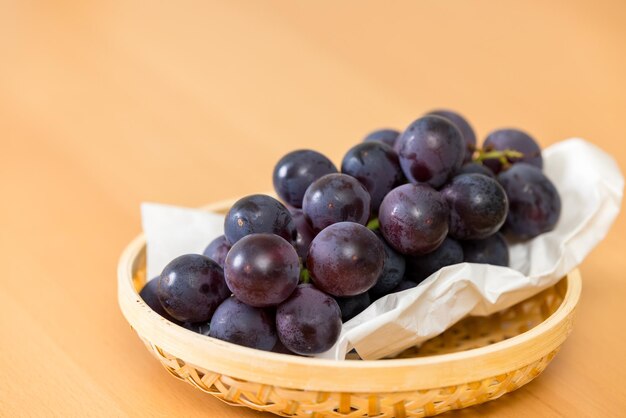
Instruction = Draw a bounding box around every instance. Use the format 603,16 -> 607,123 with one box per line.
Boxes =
143,335 -> 558,418
133,278 -> 569,418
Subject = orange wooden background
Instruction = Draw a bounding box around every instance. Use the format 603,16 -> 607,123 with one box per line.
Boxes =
1,1 -> 625,416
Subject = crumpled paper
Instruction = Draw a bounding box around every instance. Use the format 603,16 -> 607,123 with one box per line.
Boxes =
142,138 -> 623,360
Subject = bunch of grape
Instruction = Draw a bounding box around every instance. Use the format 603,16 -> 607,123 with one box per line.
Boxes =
140,109 -> 562,356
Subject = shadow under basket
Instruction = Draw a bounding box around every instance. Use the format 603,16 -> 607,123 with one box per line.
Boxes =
117,200 -> 581,418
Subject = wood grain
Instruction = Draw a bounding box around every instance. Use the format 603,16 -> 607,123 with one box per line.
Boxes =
1,1 -> 625,416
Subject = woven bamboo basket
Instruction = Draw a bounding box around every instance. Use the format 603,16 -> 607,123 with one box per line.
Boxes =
118,199 -> 581,418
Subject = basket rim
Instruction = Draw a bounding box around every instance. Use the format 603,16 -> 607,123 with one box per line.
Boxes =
118,199 -> 581,392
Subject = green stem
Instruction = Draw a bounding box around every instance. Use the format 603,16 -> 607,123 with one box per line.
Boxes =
366,218 -> 380,231
300,268 -> 310,284
474,148 -> 524,163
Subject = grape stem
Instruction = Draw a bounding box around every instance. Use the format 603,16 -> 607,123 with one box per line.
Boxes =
300,268 -> 311,284
474,148 -> 524,168
366,218 -> 380,231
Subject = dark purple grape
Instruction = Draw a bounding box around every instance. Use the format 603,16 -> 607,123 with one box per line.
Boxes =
497,163 -> 561,239
483,129 -> 543,174
224,194 -> 296,245
307,222 -> 384,296
341,142 -> 405,213
405,237 -> 464,283
368,233 -> 406,298
202,235 -> 230,268
391,280 -> 418,292
139,278 -> 180,323
302,173 -> 371,232
157,254 -> 230,323
224,233 -> 299,307
273,150 -> 338,208
396,116 -> 465,188
276,285 -> 342,355
182,321 -> 211,335
462,233 -> 509,266
335,292 -> 371,322
378,183 -> 449,255
289,208 -> 316,260
426,109 -> 476,163
209,296 -> 277,350
441,174 -> 509,240
363,128 -> 400,148
456,162 -> 495,178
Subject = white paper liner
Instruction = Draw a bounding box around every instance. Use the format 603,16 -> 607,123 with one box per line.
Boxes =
142,138 -> 623,360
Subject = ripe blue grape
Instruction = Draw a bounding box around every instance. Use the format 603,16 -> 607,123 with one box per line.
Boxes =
378,183 -> 450,255
497,163 -> 561,239
405,237 -> 463,283
209,296 -> 277,351
341,141 -> 405,213
462,233 -> 509,266
335,292 -> 371,322
273,150 -> 338,208
307,222 -> 384,297
276,285 -> 342,355
456,162 -> 494,178
483,129 -> 543,174
302,173 -> 371,232
202,235 -> 230,268
224,233 -> 300,307
363,128 -> 400,148
368,232 -> 406,299
396,116 -> 465,188
288,208 -> 316,260
426,109 -> 476,163
441,173 -> 509,240
157,254 -> 230,323
224,194 -> 296,245
139,278 -> 180,323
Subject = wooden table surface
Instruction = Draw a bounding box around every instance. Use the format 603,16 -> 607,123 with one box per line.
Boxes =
1,1 -> 625,416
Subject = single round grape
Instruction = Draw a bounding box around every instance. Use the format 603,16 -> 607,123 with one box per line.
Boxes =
307,222 -> 384,296
363,128 -> 400,148
405,237 -> 464,283
368,232 -> 406,298
462,233 -> 509,266
209,296 -> 277,350
202,235 -> 230,268
224,233 -> 300,307
182,321 -> 211,336
139,278 -> 180,323
497,163 -> 561,239
276,285 -> 342,355
378,183 -> 449,255
224,194 -> 296,245
396,116 -> 465,188
289,208 -> 316,260
441,173 -> 509,240
456,162 -> 494,178
273,150 -> 338,208
426,109 -> 476,162
157,254 -> 230,323
341,141 -> 405,213
483,129 -> 543,174
302,173 -> 371,232
335,292 -> 371,322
